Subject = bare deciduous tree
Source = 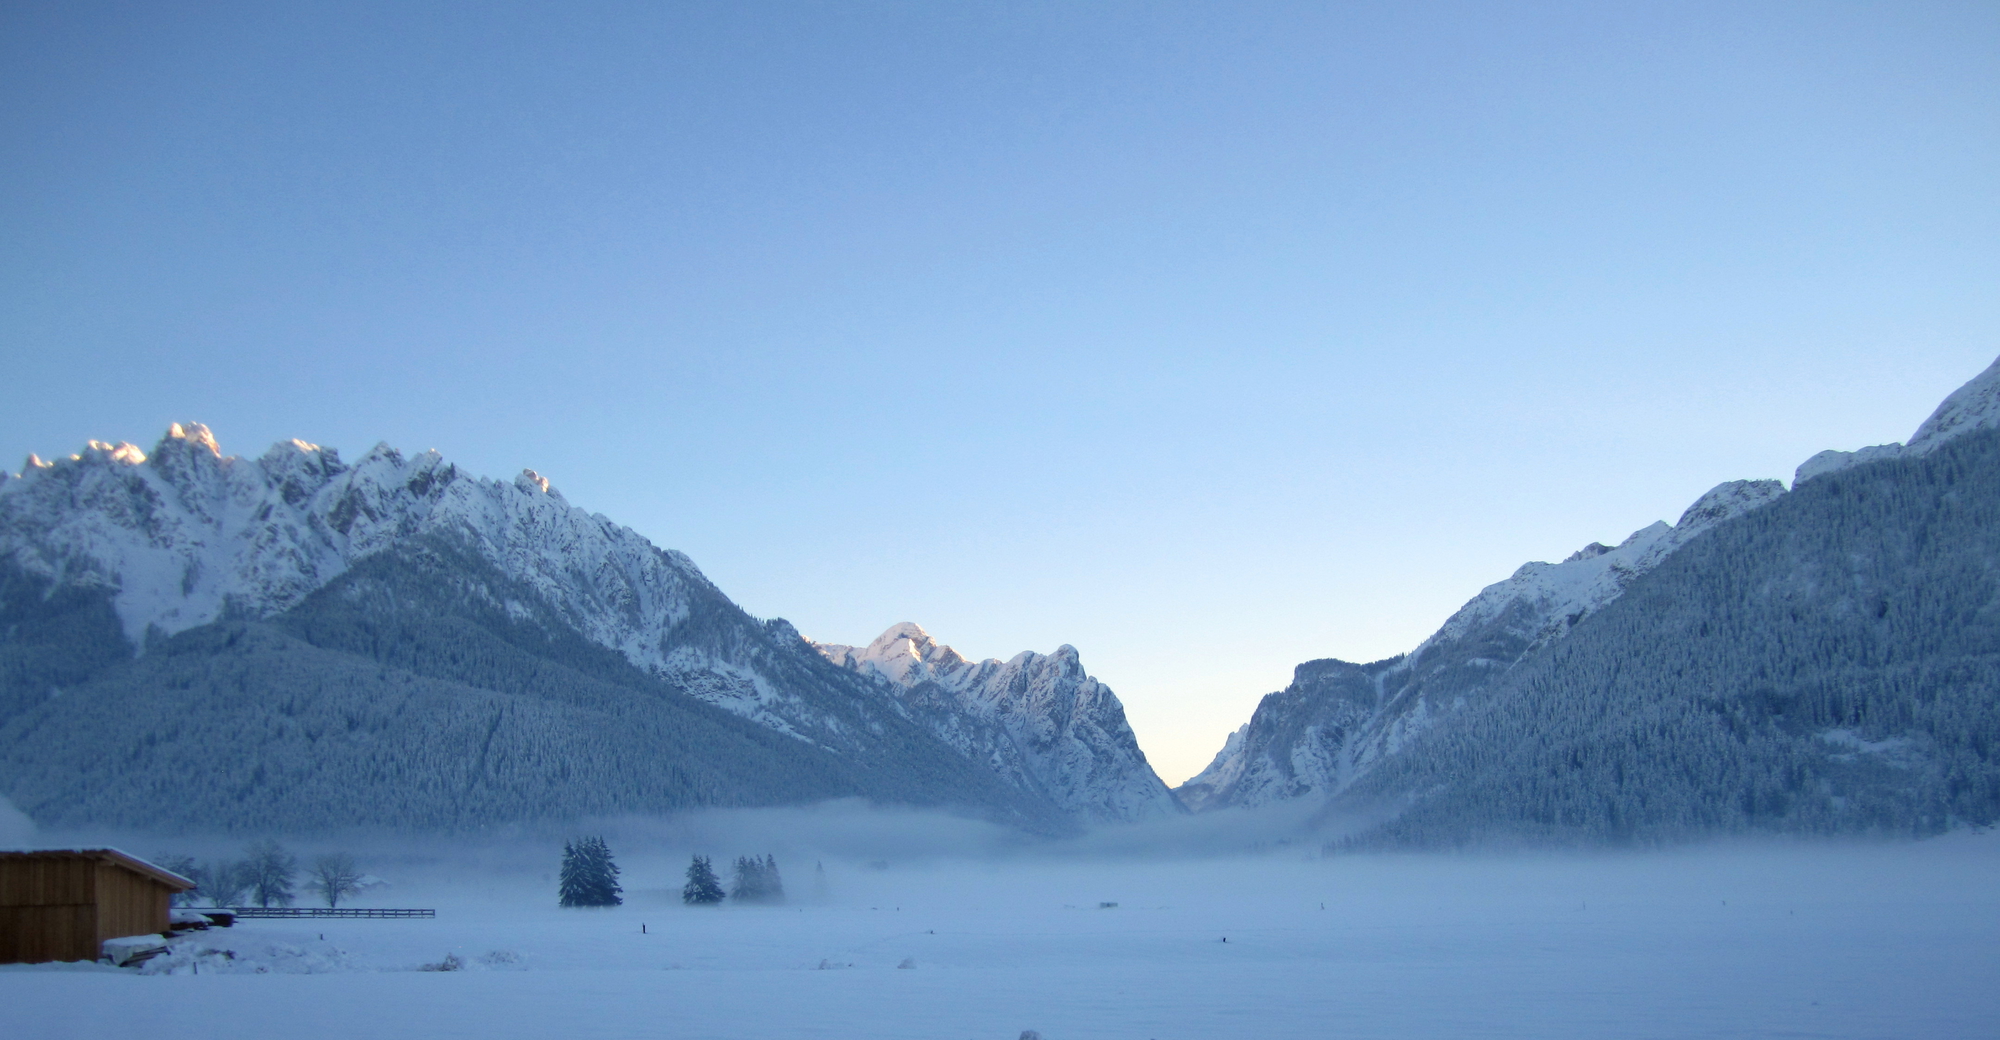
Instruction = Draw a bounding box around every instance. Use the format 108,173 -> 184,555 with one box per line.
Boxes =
206,860 -> 252,907
244,840 -> 297,908
310,852 -> 364,908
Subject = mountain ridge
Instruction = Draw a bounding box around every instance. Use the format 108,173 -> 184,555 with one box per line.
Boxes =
0,426 -> 1166,833
1181,355 -> 2000,831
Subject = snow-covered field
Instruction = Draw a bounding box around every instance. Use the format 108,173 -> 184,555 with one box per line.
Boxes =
8,831 -> 1999,1040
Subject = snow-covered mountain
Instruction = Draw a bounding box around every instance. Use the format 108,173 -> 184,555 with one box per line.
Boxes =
1,424 -> 839,735
1181,355 -> 2000,822
816,623 -> 1182,824
0,425 -> 1118,832
1178,478 -> 1784,812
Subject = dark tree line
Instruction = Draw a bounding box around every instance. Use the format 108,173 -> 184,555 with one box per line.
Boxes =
730,854 -> 784,904
680,853 -> 784,904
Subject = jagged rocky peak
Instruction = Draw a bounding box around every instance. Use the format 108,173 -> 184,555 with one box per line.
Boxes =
168,421 -> 221,455
820,622 -> 981,690
515,468 -> 560,497
816,623 -> 1185,823
819,622 -> 1095,700
0,424 -> 714,673
1677,479 -> 1788,530
1563,542 -> 1614,564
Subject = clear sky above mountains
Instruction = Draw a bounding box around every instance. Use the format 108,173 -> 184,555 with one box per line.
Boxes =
4,1 -> 1996,783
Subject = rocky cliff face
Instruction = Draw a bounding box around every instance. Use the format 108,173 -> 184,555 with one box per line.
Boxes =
817,623 -> 1184,824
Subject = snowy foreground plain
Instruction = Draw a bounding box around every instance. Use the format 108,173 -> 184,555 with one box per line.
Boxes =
8,829 -> 2000,1040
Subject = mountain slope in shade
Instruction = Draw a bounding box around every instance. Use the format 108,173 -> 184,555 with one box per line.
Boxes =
0,427 -> 1078,833
1178,478 -> 1785,813
1336,421 -> 2000,847
817,623 -> 1184,824
1183,355 -> 2000,844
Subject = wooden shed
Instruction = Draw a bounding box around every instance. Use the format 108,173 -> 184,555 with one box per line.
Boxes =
0,848 -> 196,964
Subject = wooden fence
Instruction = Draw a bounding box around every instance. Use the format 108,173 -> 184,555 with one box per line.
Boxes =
225,907 -> 434,919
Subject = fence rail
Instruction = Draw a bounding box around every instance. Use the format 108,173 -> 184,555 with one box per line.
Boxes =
225,907 -> 435,919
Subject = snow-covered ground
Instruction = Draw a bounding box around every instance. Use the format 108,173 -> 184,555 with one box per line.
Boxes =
7,832 -> 1999,1039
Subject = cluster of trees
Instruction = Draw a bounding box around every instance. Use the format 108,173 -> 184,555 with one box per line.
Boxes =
559,836 -> 623,907
156,841 -> 367,908
681,854 -> 784,904
730,854 -> 785,903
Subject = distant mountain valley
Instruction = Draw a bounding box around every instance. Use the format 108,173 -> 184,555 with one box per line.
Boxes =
5,357 -> 2000,847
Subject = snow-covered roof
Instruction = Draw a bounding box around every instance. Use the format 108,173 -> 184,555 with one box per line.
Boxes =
0,847 -> 197,890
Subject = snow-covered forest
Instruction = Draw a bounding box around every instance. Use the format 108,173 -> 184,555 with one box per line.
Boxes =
1331,425 -> 2000,847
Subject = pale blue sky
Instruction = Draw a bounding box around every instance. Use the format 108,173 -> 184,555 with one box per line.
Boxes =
4,2 -> 1997,782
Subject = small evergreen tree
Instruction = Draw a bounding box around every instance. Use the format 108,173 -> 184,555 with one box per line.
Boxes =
559,840 -> 583,905
761,854 -> 785,902
729,855 -> 759,902
559,836 -> 623,907
682,854 -> 725,905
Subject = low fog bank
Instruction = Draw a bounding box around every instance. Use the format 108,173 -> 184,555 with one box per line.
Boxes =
12,794 -> 2000,912
12,796 -> 1999,1040
1,793 -> 1333,867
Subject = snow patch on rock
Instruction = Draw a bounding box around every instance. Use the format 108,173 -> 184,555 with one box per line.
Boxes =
1795,354 -> 2000,485
1417,477 -> 1786,660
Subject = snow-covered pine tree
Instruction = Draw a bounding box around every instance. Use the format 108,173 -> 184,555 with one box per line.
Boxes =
559,837 -> 623,907
761,855 -> 784,903
558,840 -> 584,906
683,854 -> 725,905
587,837 -> 622,906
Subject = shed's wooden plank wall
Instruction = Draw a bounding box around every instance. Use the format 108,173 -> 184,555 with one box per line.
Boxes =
0,905 -> 97,963
0,859 -> 99,963
95,861 -> 171,942
0,856 -> 94,906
